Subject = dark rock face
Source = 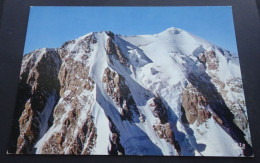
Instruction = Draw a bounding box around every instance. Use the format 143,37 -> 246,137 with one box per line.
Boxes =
61,40 -> 76,49
153,123 -> 181,155
198,51 -> 219,70
105,31 -> 115,40
197,50 -> 249,143
58,58 -> 93,97
106,37 -> 128,66
59,34 -> 96,59
9,34 -> 98,154
102,67 -> 139,121
186,72 -> 253,156
107,117 -> 125,155
41,111 -> 97,155
207,73 -> 248,134
16,99 -> 35,153
11,49 -> 62,154
40,44 -> 97,154
149,96 -> 168,124
181,83 -> 211,125
149,96 -> 181,155
226,78 -> 248,131
78,35 -> 97,52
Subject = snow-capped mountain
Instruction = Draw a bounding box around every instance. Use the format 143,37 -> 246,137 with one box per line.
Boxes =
8,27 -> 253,156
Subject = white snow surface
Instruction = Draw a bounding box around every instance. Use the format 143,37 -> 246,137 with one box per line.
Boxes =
33,28 -> 249,156
190,118 -> 243,156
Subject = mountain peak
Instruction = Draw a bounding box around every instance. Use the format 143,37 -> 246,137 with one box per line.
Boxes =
161,27 -> 182,34
165,27 -> 178,31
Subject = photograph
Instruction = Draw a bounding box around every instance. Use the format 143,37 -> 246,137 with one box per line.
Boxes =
7,6 -> 253,156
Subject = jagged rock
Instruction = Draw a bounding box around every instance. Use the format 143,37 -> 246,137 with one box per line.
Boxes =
58,58 -> 93,97
14,49 -> 62,154
181,83 -> 211,125
41,111 -> 97,155
78,35 -> 97,52
38,48 -> 97,154
198,51 -> 219,70
149,96 -> 168,124
106,37 -> 128,65
102,67 -> 139,121
108,117 -> 125,155
105,31 -> 115,40
16,100 -> 35,154
61,40 -> 76,49
107,38 -> 117,56
153,123 -> 181,155
210,75 -> 248,133
149,96 -> 181,155
198,53 -> 206,63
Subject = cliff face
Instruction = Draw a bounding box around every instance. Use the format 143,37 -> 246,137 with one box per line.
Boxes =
8,28 -> 253,156
8,49 -> 61,154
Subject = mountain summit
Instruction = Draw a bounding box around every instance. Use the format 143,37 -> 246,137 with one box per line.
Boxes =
8,28 -> 253,156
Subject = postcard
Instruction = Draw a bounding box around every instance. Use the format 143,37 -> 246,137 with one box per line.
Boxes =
7,6 -> 253,156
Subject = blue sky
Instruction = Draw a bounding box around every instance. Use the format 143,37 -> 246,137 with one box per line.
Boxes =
24,6 -> 238,54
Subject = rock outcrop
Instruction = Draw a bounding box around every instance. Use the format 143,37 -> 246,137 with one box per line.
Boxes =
106,37 -> 128,66
198,50 -> 219,70
13,49 -> 61,154
102,67 -> 139,121
181,82 -> 212,126
149,96 -> 181,155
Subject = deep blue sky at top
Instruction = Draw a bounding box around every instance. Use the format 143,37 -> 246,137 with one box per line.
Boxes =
24,6 -> 238,54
